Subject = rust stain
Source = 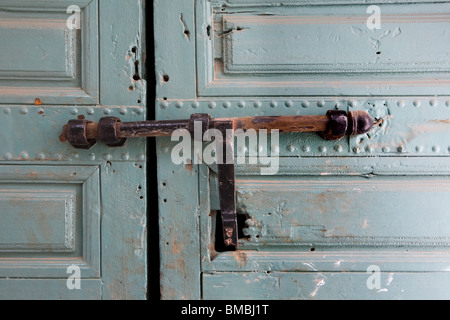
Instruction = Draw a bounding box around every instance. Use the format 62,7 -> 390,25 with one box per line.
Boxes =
77,115 -> 86,120
232,251 -> 248,268
185,163 -> 193,172
34,98 -> 43,106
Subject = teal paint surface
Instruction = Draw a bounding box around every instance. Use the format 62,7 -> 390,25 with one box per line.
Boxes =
0,0 -> 147,300
156,0 -> 450,299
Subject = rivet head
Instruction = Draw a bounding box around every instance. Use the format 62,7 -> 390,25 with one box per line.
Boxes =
19,152 -> 29,160
413,100 -> 421,107
208,101 -> 216,109
122,153 -> 130,161
54,153 -> 62,160
365,146 -> 374,153
397,100 -> 405,108
120,108 -> 128,115
137,154 -> 145,161
287,145 -> 296,153
319,146 -> 327,153
432,145 -> 440,153
270,100 -> 278,108
87,108 -> 95,115
223,101 -> 231,109
253,100 -> 262,108
70,108 -> 78,115
89,153 -> 96,161
103,108 -> 112,115
430,99 -> 438,107
160,101 -> 169,109
382,146 -> 390,153
334,145 -> 343,153
398,145 -> 406,153
191,101 -> 199,109
104,154 -> 112,161
20,107 -> 28,115
175,101 -> 183,109
238,100 -> 246,108
3,107 -> 11,115
4,153 -> 13,160
446,101 -> 450,107
36,153 -> 46,160
416,145 -> 424,153
302,145 -> 310,153
353,146 -> 360,154
285,100 -> 293,108
317,100 -> 325,108
301,101 -> 310,108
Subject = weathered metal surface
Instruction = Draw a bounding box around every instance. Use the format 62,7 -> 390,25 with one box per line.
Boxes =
0,0 -> 147,300
157,0 -> 450,300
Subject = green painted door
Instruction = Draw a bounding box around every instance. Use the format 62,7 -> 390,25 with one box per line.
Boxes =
156,0 -> 450,299
0,0 -> 146,299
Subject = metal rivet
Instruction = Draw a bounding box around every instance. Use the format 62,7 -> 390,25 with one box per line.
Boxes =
36,153 -> 46,160
19,152 -> 29,160
382,146 -> 390,153
270,100 -> 278,108
353,146 -> 360,154
348,100 -> 358,108
208,101 -> 216,109
89,153 -> 96,161
397,100 -> 405,108
317,100 -> 325,108
120,108 -> 128,115
103,108 -> 112,115
54,153 -> 62,160
3,108 -> 11,115
272,145 -> 280,154
319,146 -> 327,153
161,146 -> 169,153
71,153 -> 80,160
175,101 -> 183,109
302,145 -> 310,152
301,101 -> 310,108
4,153 -> 13,160
104,154 -> 112,161
430,99 -> 438,107
416,145 -> 424,153
238,100 -> 246,108
70,108 -> 78,115
87,108 -> 95,115
285,100 -> 293,108
160,101 -> 169,109
432,145 -> 440,153
223,101 -> 231,109
334,145 -> 343,153
20,107 -> 28,115
254,100 -> 262,108
122,153 -> 130,161
287,145 -> 296,153
137,154 -> 145,161
446,101 -> 450,107
135,108 -> 144,115
192,101 -> 199,109
413,100 -> 421,107
365,146 -> 374,153
398,145 -> 406,153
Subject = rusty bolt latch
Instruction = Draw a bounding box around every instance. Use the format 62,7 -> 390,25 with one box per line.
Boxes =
62,110 -> 374,248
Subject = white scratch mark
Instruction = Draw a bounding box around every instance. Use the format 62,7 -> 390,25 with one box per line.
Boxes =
310,276 -> 326,297
334,259 -> 343,267
386,273 -> 394,286
303,262 -> 317,271
392,27 -> 402,39
377,288 -> 388,293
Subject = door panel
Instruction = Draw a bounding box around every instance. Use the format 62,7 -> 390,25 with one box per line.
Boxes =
0,0 -> 146,299
156,0 -> 450,300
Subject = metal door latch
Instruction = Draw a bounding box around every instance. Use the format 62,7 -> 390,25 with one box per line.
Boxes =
62,110 -> 374,248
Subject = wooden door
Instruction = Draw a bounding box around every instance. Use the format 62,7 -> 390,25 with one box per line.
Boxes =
156,0 -> 450,299
0,0 -> 147,300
